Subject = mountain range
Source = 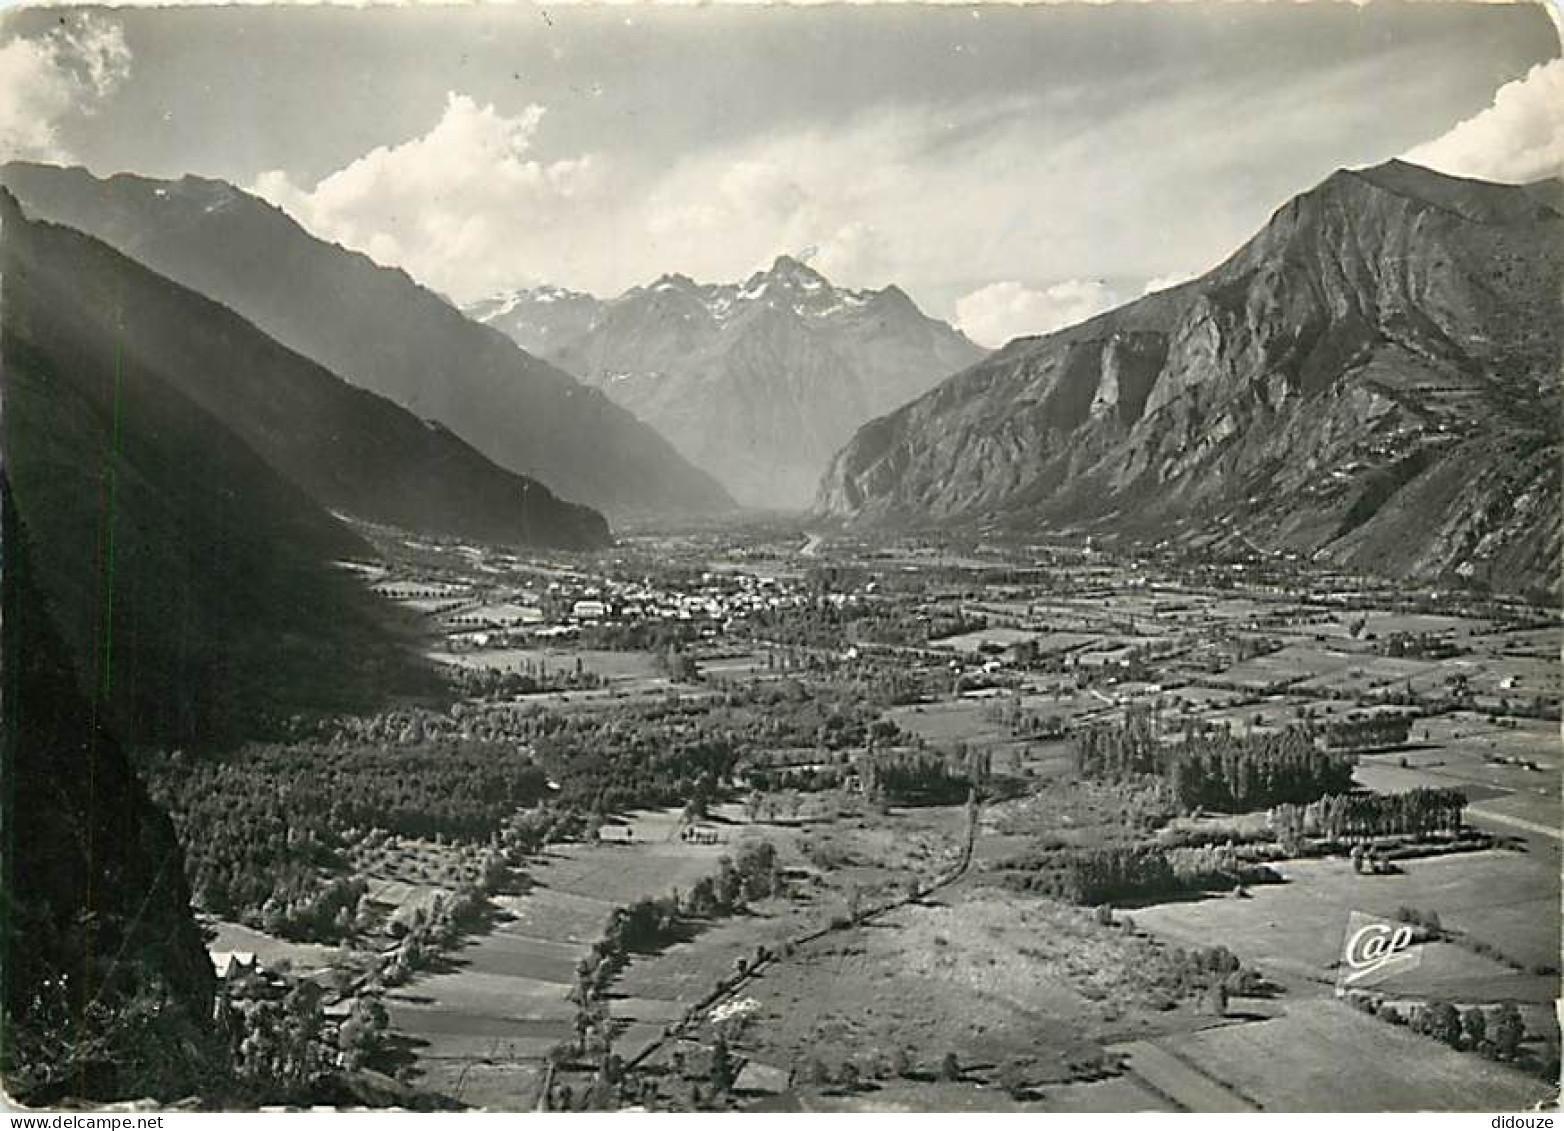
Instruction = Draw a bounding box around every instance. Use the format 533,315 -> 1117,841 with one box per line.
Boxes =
7,195 -> 610,552
818,160 -> 1563,595
1,188 -> 442,747
470,257 -> 985,510
0,163 -> 733,521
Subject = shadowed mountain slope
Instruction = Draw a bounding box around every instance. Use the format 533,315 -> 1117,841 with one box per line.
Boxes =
1,189 -> 441,749
1,162 -> 733,521
6,200 -> 610,550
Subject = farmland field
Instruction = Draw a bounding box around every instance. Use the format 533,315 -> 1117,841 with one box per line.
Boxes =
1129,851 -> 1560,999
1353,713 -> 1560,839
638,882 -> 1253,1109
386,807 -> 744,1108
1157,999 -> 1555,1111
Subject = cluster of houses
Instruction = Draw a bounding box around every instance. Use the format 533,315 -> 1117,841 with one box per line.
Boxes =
374,566 -> 818,645
208,949 -> 366,1041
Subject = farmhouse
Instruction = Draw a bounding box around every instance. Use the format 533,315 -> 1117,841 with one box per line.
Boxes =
210,950 -> 258,981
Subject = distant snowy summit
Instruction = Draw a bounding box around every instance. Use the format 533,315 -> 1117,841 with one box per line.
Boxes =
468,256 -> 985,511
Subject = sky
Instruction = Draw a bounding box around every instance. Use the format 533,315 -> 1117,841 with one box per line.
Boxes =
1,2 -> 1560,346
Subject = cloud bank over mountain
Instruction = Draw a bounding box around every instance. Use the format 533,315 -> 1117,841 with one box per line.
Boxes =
1404,58 -> 1564,184
7,3 -> 1552,327
254,93 -> 604,302
955,279 -> 1119,349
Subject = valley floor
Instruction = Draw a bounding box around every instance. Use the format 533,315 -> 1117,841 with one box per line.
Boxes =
184,527 -> 1559,1111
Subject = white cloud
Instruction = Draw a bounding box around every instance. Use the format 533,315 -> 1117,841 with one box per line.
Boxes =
0,15 -> 131,163
253,92 -> 605,302
1141,269 -> 1202,296
244,37 -> 1518,315
811,221 -> 890,284
1403,59 -> 1564,184
638,112 -> 954,292
954,279 -> 1118,349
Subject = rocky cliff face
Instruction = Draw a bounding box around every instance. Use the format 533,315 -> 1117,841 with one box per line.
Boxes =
0,163 -> 733,521
473,257 -> 985,510
818,161 -> 1562,594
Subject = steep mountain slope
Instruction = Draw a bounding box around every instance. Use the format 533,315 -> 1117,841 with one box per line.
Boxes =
9,203 -> 610,550
472,257 -> 986,510
2,481 -> 217,1104
1,189 -> 439,749
0,162 -> 732,521
818,161 -> 1563,594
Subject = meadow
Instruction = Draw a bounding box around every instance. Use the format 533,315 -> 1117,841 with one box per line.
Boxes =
384,806 -> 742,1108
1152,999 -> 1555,1111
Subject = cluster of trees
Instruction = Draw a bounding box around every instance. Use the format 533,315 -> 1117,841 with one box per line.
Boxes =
863,752 -> 972,807
222,970 -> 391,1100
576,619 -> 699,653
1167,732 -> 1355,812
156,660 -> 917,945
984,693 -> 1069,739
377,885 -> 493,988
1348,995 -> 1539,1066
1321,713 -> 1413,750
334,996 -> 392,1072
654,642 -> 701,683
225,975 -> 331,1096
793,1045 -> 964,1093
684,841 -> 785,919
444,659 -> 605,697
1073,917 -> 1268,1013
1271,787 -> 1466,844
741,762 -> 846,794
486,678 -> 899,813
143,743 -> 552,937
256,876 -> 368,943
996,843 -> 1276,905
1075,719 -> 1356,813
1375,632 -> 1461,660
741,597 -> 984,651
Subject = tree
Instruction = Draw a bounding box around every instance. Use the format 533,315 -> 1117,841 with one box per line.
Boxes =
710,1035 -> 734,1095
1492,1003 -> 1525,1060
1427,1002 -> 1462,1048
1461,1006 -> 1487,1050
940,1051 -> 961,1081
